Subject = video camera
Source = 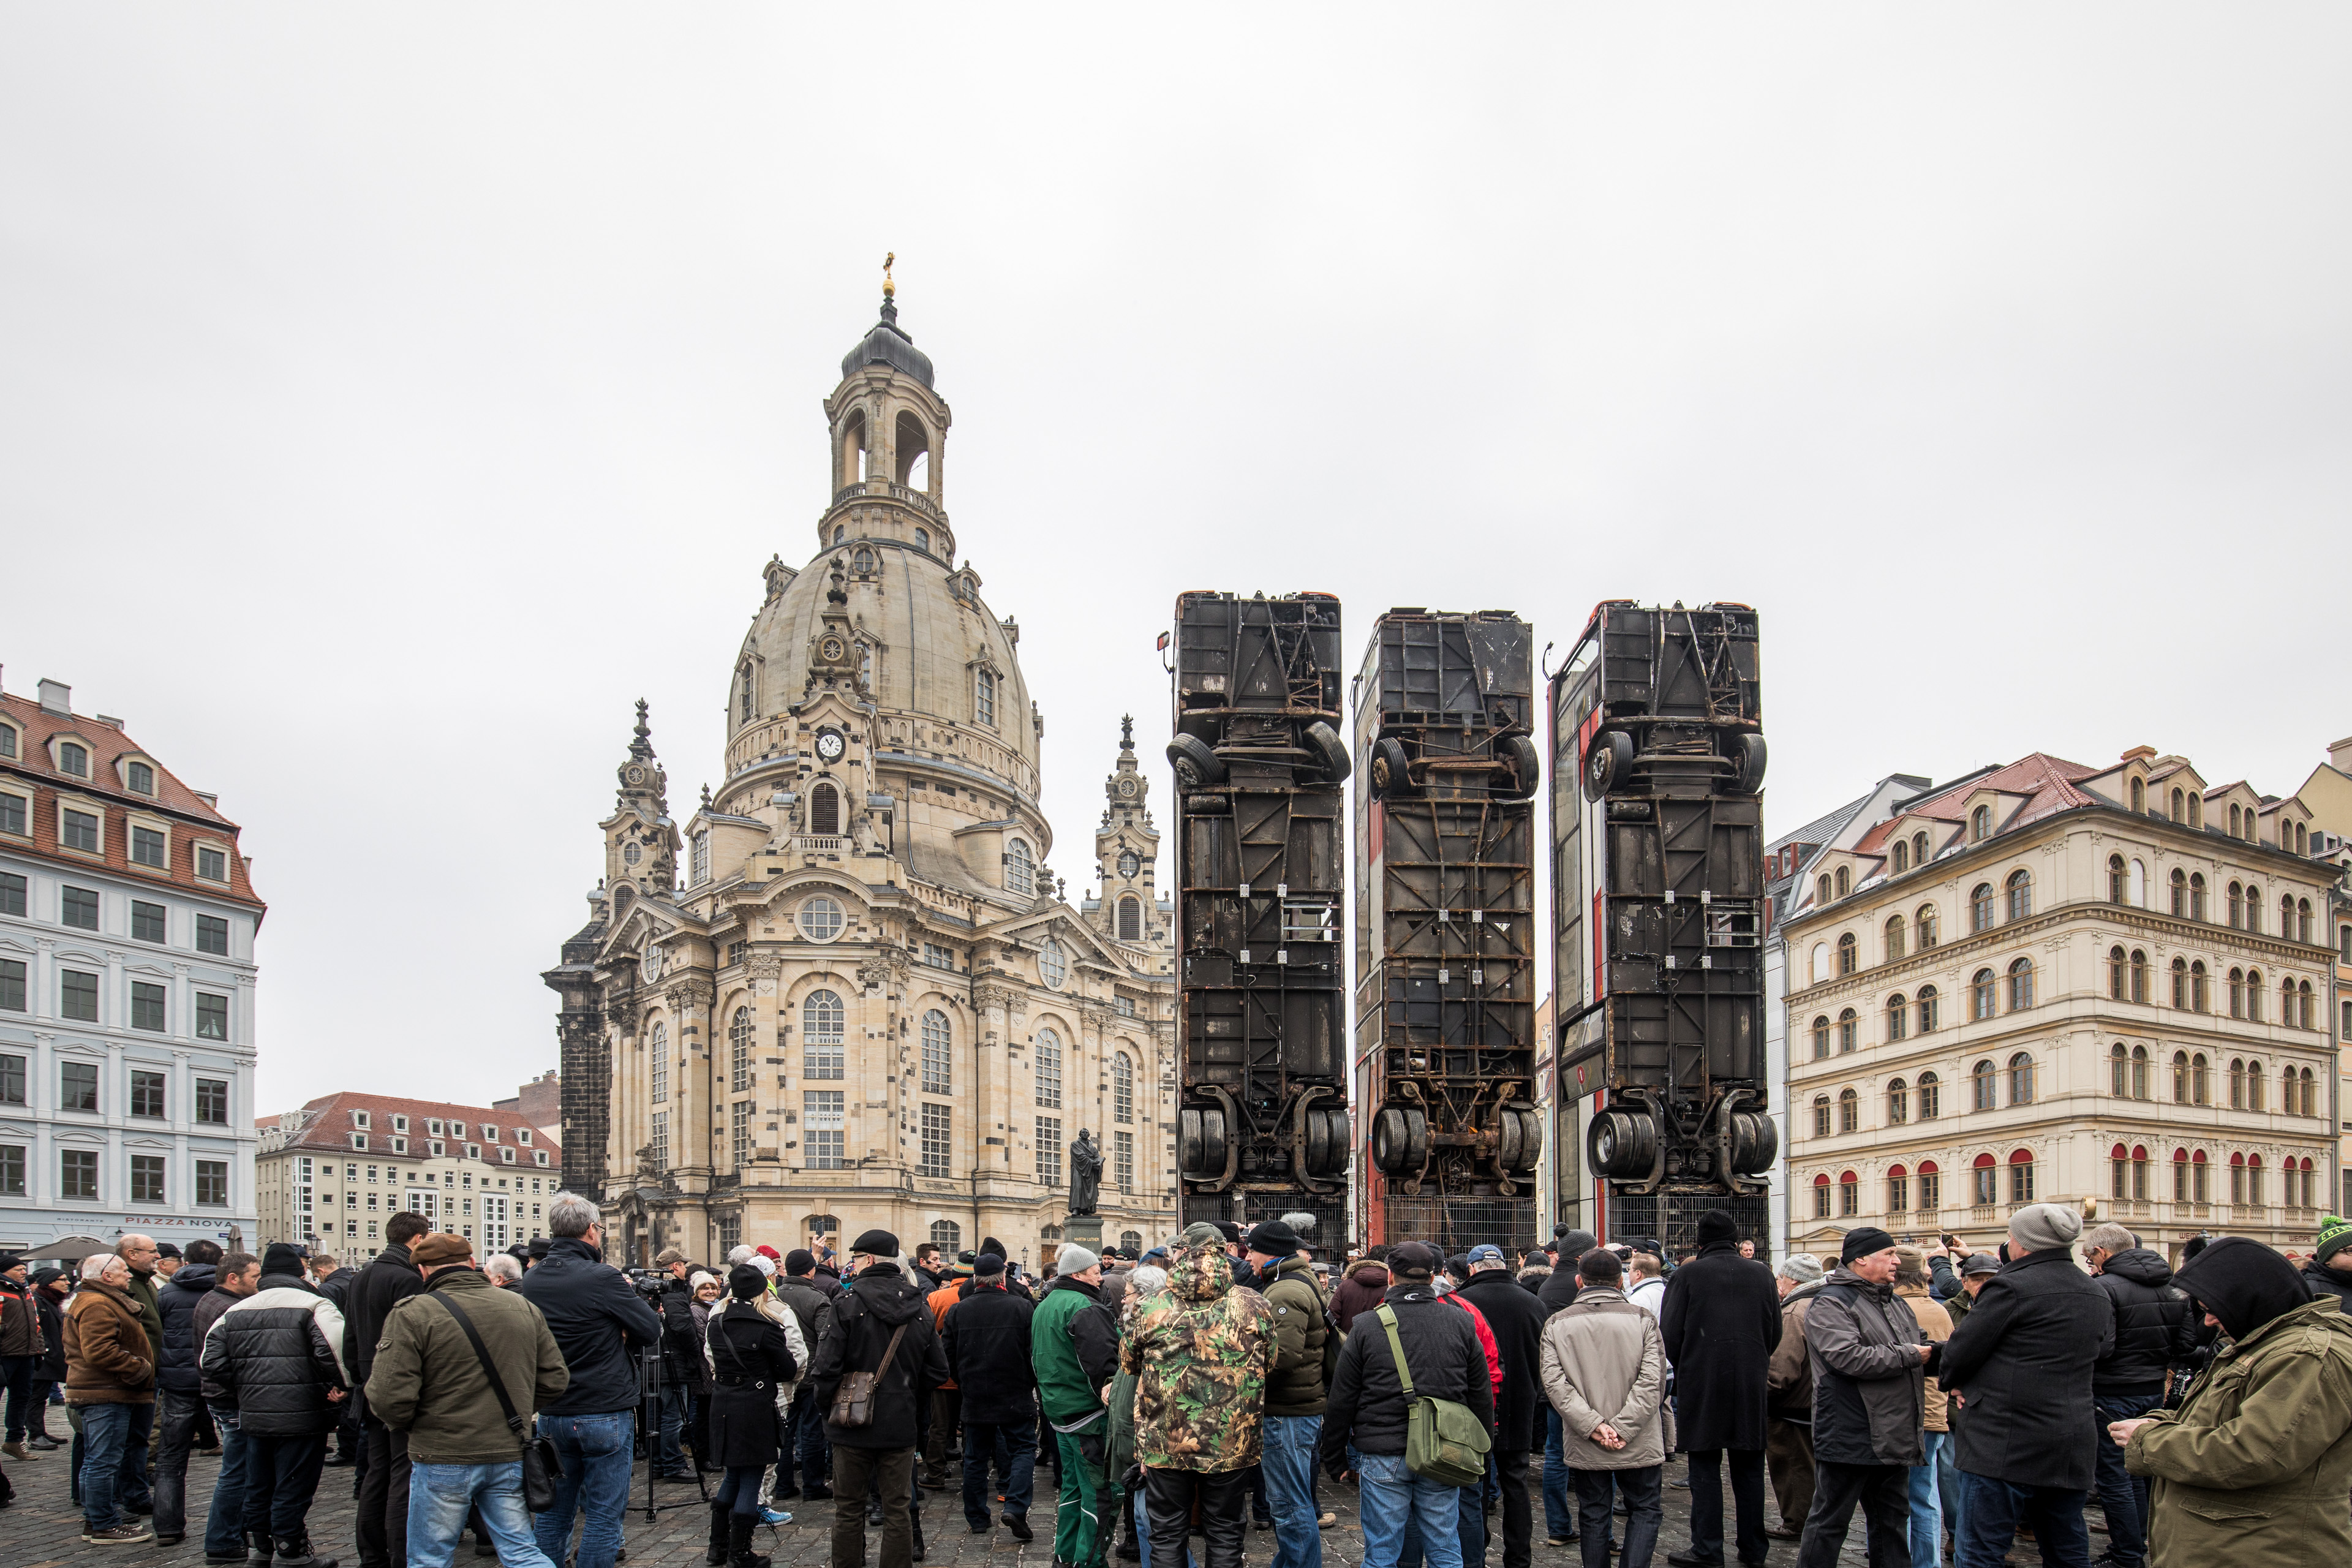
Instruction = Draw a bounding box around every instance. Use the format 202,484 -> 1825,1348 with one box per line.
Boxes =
624,1268 -> 670,1301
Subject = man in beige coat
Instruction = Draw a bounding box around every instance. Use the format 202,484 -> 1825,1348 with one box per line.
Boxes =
1537,1250 -> 1666,1568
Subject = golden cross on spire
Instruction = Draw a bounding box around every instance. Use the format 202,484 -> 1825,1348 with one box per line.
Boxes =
883,251 -> 895,300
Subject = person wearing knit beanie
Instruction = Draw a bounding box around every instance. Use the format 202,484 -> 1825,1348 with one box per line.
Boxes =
2300,1216 -> 2352,1311
1775,1252 -> 1823,1286
2005,1202 -> 2081,1255
2315,1214 -> 2352,1268
1838,1227 -> 1898,1267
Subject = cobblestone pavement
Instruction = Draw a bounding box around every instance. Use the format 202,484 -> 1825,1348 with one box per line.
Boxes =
4,1440 -> 1925,1568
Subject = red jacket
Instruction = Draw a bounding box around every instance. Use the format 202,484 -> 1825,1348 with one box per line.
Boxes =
1443,1289 -> 1503,1394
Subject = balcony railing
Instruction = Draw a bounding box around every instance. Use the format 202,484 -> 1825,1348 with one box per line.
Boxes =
827,479 -> 945,521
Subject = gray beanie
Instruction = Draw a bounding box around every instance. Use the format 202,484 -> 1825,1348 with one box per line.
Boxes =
1775,1252 -> 1823,1284
2008,1202 -> 2082,1254
1054,1244 -> 1101,1277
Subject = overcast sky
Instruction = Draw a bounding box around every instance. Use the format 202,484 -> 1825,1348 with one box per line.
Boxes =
5,9 -> 2346,1115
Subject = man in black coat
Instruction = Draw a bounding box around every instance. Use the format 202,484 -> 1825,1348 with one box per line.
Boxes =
1460,1245 -> 1549,1568
149,1242 -> 222,1545
809,1229 -> 951,1568
649,1247 -> 701,1480
2082,1224 -> 2195,1568
941,1253 -> 1038,1539
1657,1210 -> 1779,1568
775,1250 -> 839,1502
344,1211 -> 428,1568
1536,1229 -> 1597,1547
1937,1203 -> 2113,1568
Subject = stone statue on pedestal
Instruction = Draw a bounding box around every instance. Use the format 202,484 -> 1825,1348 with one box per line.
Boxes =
1068,1128 -> 1104,1216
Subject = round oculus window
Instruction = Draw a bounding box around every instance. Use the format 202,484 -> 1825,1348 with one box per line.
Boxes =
1039,937 -> 1068,989
623,844 -> 643,865
1117,850 -> 1140,878
798,895 -> 846,943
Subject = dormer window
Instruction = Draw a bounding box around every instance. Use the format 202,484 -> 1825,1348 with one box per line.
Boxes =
350,1133 -> 368,1150
352,1110 -> 371,1129
126,761 -> 154,794
58,741 -> 88,777
427,1118 -> 445,1136
516,1128 -> 531,1145
1970,804 -> 1992,842
0,723 -> 15,759
466,1143 -> 481,1160
483,1125 -> 498,1142
392,1115 -> 408,1133
196,845 -> 228,882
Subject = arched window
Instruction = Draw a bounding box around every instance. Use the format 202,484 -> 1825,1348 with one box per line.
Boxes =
2192,961 -> 2210,1012
2188,793 -> 2202,829
1917,1158 -> 1942,1211
1837,1087 -> 1859,1134
914,526 -> 930,553
1121,1229 -> 1144,1255
1916,985 -> 1940,1033
2192,1052 -> 2211,1104
2108,854 -> 2128,905
1811,943 -> 1830,983
1912,831 -> 1929,867
2190,874 -> 2207,921
729,1005 -> 755,1091
2230,804 -> 2243,839
2171,869 -> 2188,917
1835,865 -> 1851,899
1838,1008 -> 1858,1053
1970,883 -> 1996,933
1885,993 -> 1908,1042
802,990 -> 845,1079
2283,894 -> 2297,938
2299,1066 -> 2318,1117
2171,957 -> 2188,1009
1817,874 -> 1833,906
1812,1172 -> 1833,1219
2007,957 -> 2035,1011
1118,896 -> 1141,941
1916,905 -> 1939,949
650,1020 -> 669,1104
1972,1152 -> 1997,1206
930,1219 -> 962,1253
1812,1095 -> 1832,1139
2170,787 -> 2185,823
2228,968 -> 2247,1019
1884,915 -> 1905,962
1971,969 -> 1997,1021
920,1009 -> 952,1094
2172,1147 -> 2190,1200
810,781 -> 840,836
2109,946 -> 2128,1000
2229,1152 -> 2247,1205
2130,949 -> 2149,1003
2131,859 -> 2146,905
2008,1052 -> 2035,1104
2110,1042 -> 2128,1097
1917,1071 -> 1942,1120
2005,869 -> 2033,922
1811,1016 -> 1831,1060
2110,1142 -> 2130,1198
1971,1059 -> 1997,1111
850,546 -> 876,575
805,1213 -> 842,1246
1006,837 -> 1035,896
1887,1164 -> 1910,1213
974,668 -> 997,727
2008,1148 -> 2036,1204
2130,777 -> 2145,813
2245,968 -> 2263,1022
739,662 -> 756,723
1033,1027 -> 1063,1109
1836,933 -> 1857,976
2191,1148 -> 2209,1202
2297,897 -> 2313,943
1888,1078 -> 1910,1123
2131,1044 -> 2149,1100
2224,881 -> 2243,929
2298,980 -> 2315,1030
1112,1054 -> 1134,1123
2130,1145 -> 2149,1199
1839,1170 -> 1860,1217
2283,976 -> 2299,1028
2173,1051 -> 2190,1102
2246,1060 -> 2264,1111
1891,840 -> 1909,875
1971,804 -> 1992,842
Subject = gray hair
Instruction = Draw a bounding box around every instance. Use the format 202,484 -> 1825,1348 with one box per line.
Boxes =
483,1254 -> 524,1284
2084,1223 -> 2136,1255
546,1193 -> 601,1238
726,1245 -> 758,1267
80,1253 -> 123,1282
1128,1264 -> 1169,1300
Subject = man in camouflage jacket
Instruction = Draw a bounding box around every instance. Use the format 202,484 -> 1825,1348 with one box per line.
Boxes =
1120,1242 -> 1275,1568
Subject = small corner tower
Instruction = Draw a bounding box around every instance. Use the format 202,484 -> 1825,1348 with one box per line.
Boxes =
603,699 -> 679,893
1091,714 -> 1162,945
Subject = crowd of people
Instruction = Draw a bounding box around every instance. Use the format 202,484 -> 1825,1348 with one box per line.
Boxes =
1,1199 -> 2346,1568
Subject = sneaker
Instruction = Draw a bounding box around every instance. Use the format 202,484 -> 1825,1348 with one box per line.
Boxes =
1317,1512 -> 1338,1529
760,1507 -> 794,1527
85,1524 -> 155,1545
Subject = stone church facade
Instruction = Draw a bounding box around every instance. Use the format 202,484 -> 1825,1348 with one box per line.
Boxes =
544,287 -> 1177,1270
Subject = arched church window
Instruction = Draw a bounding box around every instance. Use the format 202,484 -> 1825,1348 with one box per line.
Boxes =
728,1007 -> 753,1091
1113,1054 -> 1134,1123
803,990 -> 845,1080
1007,838 -> 1035,897
1118,896 -> 1141,941
914,527 -> 930,552
895,410 -> 930,485
738,663 -> 755,724
929,1219 -> 960,1253
833,526 -> 846,546
810,782 -> 840,837
1035,1027 -> 1063,1108
920,1010 -> 952,1094
974,669 -> 997,728
649,1022 -> 668,1104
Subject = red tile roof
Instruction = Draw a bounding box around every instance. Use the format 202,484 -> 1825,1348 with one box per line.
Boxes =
270,1090 -> 562,1159
1875,753 -> 2104,837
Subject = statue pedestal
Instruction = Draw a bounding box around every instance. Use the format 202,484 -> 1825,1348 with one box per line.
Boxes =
1060,1215 -> 1104,1253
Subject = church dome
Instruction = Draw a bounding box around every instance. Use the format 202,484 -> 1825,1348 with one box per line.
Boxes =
840,301 -> 935,390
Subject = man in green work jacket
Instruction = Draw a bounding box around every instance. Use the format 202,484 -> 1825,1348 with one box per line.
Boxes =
1031,1246 -> 1120,1568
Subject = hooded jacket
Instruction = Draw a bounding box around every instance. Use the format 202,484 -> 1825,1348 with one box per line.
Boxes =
64,1279 -> 156,1404
2301,1256 -> 2352,1313
1538,1284 -> 1666,1471
364,1265 -> 570,1465
1937,1246 -> 2113,1490
512,1235 -> 663,1417
32,1280 -> 68,1384
1120,1246 -> 1275,1473
1260,1256 -> 1336,1418
2126,1289 -> 2352,1568
1805,1267 -> 1930,1468
194,1283 -> 241,1404
200,1272 -> 349,1435
0,1272 -> 43,1357
1032,1273 -> 1121,1429
1331,1257 -> 1390,1336
809,1261 -> 950,1450
2092,1248 -> 2199,1395
1766,1278 -> 1828,1420
1319,1274 -> 1491,1470
156,1261 -> 218,1396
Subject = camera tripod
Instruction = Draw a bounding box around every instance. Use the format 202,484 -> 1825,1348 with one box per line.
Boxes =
638,1344 -> 709,1522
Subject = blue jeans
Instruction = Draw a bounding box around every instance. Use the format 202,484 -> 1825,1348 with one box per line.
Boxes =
203,1406 -> 252,1557
410,1460 -> 559,1568
77,1400 -> 136,1531
1955,1471 -> 2091,1568
2091,1392 -> 2159,1567
1358,1451 -> 1465,1568
653,1387 -> 692,1474
1908,1431 -> 1947,1568
532,1410 -> 636,1568
788,1385 -> 832,1491
1398,1480 -> 1483,1568
1936,1428 -> 1961,1545
1542,1408 -> 1575,1539
1261,1415 -> 1323,1568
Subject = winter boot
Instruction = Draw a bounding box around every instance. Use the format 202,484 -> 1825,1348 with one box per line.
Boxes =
246,1529 -> 274,1566
707,1502 -> 731,1566
274,1533 -> 337,1568
910,1506 -> 927,1563
728,1513 -> 772,1568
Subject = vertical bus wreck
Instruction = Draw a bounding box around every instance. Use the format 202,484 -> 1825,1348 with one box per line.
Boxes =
1167,590 -> 1353,1244
1352,609 -> 1542,1253
1548,601 -> 1777,1251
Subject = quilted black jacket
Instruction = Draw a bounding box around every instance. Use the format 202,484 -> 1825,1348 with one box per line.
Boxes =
197,1273 -> 349,1436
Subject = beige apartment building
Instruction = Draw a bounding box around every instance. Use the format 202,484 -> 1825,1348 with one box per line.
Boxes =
2289,735 -> 2352,1213
255,1090 -> 562,1254
1784,748 -> 2337,1263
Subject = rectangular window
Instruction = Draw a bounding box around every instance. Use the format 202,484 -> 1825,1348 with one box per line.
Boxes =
649,1109 -> 669,1169
130,826 -> 166,868
131,1154 -> 166,1204
132,900 -> 167,943
197,846 -> 227,881
197,1159 -> 228,1206
62,968 -> 98,1022
62,886 -> 99,930
127,761 -> 154,795
61,1061 -> 98,1112
650,1048 -> 668,1104
924,942 -> 956,970
196,992 -> 228,1040
1035,1115 -> 1062,1187
196,914 -> 229,955
0,1143 -> 22,1196
131,982 -> 167,1032
920,1101 -> 951,1177
130,1069 -> 167,1117
61,1148 -> 98,1199
1115,1129 -> 1134,1191
803,1091 -> 843,1170
62,809 -> 100,853
0,1053 -> 22,1103
0,961 -> 23,1012
0,794 -> 24,837
0,870 -> 24,913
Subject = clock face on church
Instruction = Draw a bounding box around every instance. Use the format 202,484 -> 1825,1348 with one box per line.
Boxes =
1118,777 -> 1139,797
1117,850 -> 1140,879
815,729 -> 846,763
820,636 -> 847,662
624,765 -> 646,785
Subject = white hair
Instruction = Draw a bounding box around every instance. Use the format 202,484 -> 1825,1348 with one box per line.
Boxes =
483,1255 -> 524,1284
80,1253 -> 121,1283
1128,1264 -> 1169,1299
726,1245 -> 758,1267
546,1193 -> 600,1238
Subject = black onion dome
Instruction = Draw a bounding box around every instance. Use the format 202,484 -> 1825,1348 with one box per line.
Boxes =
840,300 -> 935,390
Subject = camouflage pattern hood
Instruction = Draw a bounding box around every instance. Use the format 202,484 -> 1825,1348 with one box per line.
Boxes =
1119,1245 -> 1274,1472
